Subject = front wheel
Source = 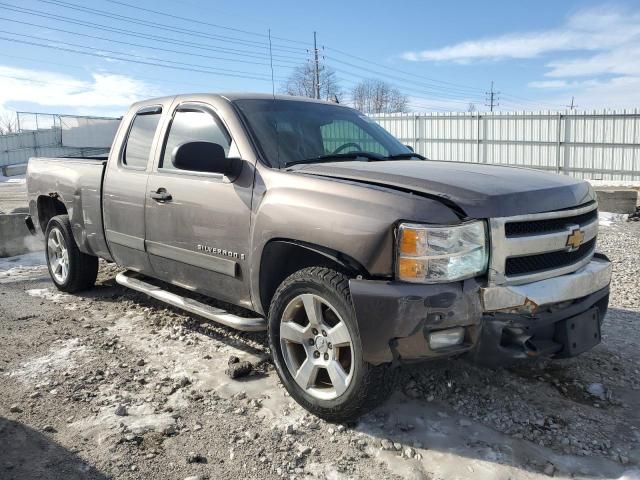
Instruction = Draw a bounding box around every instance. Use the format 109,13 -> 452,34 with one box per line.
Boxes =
45,215 -> 98,293
268,267 -> 395,422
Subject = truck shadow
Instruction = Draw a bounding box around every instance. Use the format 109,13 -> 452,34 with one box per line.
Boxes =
0,417 -> 109,480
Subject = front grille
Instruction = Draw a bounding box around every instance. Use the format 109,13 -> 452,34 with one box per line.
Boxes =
505,238 -> 596,276
505,208 -> 598,237
489,202 -> 599,285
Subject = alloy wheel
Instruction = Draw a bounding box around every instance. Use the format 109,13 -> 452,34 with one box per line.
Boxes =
47,227 -> 69,284
279,293 -> 354,400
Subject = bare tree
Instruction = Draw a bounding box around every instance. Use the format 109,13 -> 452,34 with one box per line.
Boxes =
467,102 -> 477,113
282,63 -> 343,102
351,79 -> 408,114
0,112 -> 18,135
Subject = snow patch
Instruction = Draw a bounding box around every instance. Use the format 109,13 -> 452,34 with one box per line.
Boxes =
618,471 -> 640,480
26,287 -> 72,303
599,211 -> 629,227
107,312 -> 300,423
8,338 -> 88,381
0,173 -> 26,184
0,251 -> 45,271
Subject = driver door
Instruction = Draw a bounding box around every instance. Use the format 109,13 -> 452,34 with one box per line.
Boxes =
144,102 -> 254,308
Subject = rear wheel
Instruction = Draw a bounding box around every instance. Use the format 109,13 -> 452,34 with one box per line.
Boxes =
268,267 -> 395,422
45,215 -> 98,293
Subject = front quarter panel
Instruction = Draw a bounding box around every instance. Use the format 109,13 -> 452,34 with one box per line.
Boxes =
249,167 -> 461,314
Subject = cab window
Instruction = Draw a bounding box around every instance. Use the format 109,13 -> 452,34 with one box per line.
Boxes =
161,109 -> 231,171
123,111 -> 162,168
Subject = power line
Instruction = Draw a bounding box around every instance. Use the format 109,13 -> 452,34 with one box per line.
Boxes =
0,29 -> 287,80
326,65 -> 485,105
103,0 -> 312,46
0,0 -> 569,113
500,92 -> 567,109
324,56 -> 485,99
29,0 -> 308,54
0,3 -> 306,63
323,45 -> 485,94
0,51 -> 251,94
0,16 -> 299,70
0,33 -> 285,82
335,76 -> 484,111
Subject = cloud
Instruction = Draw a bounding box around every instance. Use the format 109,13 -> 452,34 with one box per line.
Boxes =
528,80 -> 570,89
401,7 -> 640,62
400,6 -> 640,109
539,76 -> 640,109
0,65 -> 153,116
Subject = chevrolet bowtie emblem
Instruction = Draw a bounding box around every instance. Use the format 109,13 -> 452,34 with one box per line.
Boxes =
566,228 -> 585,251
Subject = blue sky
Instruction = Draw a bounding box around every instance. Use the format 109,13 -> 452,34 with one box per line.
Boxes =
0,0 -> 639,117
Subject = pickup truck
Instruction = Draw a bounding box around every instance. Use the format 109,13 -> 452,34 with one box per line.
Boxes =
25,93 -> 612,421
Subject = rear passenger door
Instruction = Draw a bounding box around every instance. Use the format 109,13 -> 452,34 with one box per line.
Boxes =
103,105 -> 164,274
144,102 -> 254,307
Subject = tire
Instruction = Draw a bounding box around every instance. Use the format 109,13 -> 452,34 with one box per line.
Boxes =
268,267 -> 395,422
45,215 -> 98,293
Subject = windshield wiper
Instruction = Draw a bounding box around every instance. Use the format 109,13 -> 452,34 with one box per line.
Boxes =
284,151 -> 385,168
385,152 -> 426,160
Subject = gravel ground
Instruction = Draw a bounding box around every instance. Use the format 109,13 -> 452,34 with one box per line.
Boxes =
0,220 -> 639,480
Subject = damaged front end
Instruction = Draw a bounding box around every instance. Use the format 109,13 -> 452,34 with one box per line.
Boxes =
349,278 -> 484,365
349,254 -> 611,366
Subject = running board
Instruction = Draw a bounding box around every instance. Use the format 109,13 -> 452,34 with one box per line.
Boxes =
115,271 -> 266,332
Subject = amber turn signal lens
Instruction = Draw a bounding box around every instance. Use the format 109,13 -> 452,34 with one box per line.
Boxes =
399,228 -> 420,256
398,257 -> 423,279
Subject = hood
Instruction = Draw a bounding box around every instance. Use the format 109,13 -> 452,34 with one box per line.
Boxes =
294,160 -> 595,218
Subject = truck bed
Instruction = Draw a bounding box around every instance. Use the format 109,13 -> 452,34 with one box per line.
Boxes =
26,156 -> 111,260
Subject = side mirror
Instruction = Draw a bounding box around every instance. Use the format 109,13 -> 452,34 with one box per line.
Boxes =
405,145 -> 414,152
172,141 -> 241,179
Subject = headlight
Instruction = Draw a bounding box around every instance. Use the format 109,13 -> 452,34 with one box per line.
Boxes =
396,221 -> 488,283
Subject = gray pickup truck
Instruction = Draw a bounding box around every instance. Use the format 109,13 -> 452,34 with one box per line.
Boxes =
26,93 -> 612,420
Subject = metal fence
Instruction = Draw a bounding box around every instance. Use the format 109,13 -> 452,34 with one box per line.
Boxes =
370,110 -> 640,181
1,112 -> 119,168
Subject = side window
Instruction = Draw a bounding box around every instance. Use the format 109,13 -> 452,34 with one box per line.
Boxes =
320,119 -> 389,156
123,111 -> 162,168
161,109 -> 231,171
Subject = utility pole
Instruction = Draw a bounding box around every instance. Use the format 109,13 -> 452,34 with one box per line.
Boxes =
485,81 -> 500,112
567,96 -> 577,110
313,31 -> 320,99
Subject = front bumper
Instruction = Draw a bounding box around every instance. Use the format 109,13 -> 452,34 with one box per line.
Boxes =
349,254 -> 612,365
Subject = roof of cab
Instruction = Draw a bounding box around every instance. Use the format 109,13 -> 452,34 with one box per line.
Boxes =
130,93 -> 346,109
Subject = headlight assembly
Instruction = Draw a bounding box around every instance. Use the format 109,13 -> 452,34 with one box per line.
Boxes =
396,221 -> 488,283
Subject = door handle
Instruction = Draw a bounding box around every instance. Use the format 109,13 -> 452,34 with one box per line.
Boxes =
150,188 -> 172,202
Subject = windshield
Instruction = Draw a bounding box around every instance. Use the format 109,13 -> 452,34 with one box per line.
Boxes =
233,99 -> 413,168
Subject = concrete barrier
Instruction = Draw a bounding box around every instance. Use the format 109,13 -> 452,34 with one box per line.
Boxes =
594,188 -> 639,214
0,214 -> 42,257
1,163 -> 28,177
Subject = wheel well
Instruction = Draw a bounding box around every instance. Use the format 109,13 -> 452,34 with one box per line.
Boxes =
259,240 -> 368,314
37,195 -> 67,232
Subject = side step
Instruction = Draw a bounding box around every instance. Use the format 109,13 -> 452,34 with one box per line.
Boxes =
115,271 -> 266,332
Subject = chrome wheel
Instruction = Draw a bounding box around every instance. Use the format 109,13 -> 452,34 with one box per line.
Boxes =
280,293 -> 354,400
47,227 -> 69,284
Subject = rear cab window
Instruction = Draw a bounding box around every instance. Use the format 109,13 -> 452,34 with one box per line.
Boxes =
122,106 -> 162,169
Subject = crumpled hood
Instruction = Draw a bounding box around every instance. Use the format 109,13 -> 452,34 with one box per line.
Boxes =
294,160 -> 595,218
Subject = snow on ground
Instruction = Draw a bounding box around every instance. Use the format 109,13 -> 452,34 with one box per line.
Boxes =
0,251 -> 45,270
0,251 -> 47,283
599,211 -> 630,227
0,173 -> 26,184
